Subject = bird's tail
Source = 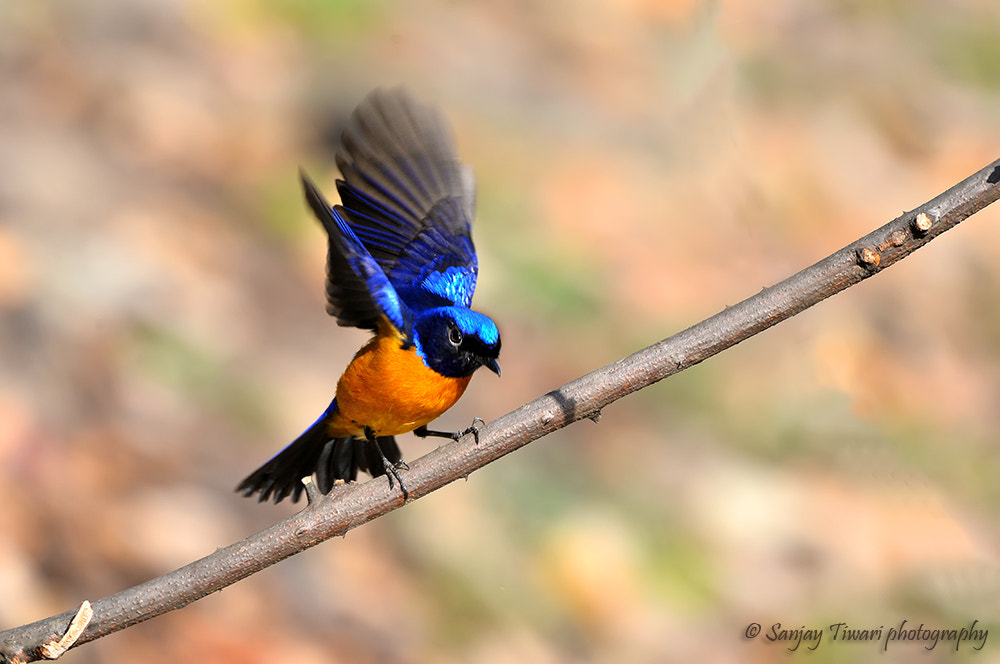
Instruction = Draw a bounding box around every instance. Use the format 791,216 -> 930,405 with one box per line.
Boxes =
236,402 -> 401,504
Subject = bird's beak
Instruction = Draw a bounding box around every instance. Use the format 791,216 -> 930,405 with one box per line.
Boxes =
484,357 -> 501,377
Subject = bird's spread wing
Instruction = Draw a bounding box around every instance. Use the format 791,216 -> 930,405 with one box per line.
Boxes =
301,172 -> 406,333
333,87 -> 479,311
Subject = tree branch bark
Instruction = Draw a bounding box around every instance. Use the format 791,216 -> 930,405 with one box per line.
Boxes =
2,158 -> 998,663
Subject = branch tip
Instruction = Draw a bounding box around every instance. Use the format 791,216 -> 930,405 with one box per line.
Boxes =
301,476 -> 323,506
37,601 -> 92,660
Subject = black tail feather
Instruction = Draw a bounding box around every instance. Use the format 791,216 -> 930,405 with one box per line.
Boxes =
237,413 -> 403,503
236,414 -> 331,503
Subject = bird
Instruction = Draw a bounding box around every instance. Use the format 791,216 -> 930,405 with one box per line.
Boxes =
237,88 -> 501,504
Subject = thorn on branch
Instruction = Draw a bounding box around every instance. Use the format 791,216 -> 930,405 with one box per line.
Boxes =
37,601 -> 92,660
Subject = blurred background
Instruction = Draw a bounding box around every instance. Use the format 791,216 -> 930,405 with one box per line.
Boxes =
2,1 -> 1000,662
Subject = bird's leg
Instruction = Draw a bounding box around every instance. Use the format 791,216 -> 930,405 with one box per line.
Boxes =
414,417 -> 486,444
377,435 -> 410,472
365,427 -> 409,500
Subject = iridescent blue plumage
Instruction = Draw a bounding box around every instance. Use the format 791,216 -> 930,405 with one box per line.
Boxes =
301,86 -> 500,374
412,307 -> 500,378
239,88 -> 500,503
300,178 -> 407,333
328,87 -> 481,330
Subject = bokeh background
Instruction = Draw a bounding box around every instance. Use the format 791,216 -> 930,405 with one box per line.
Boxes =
3,1 -> 1000,662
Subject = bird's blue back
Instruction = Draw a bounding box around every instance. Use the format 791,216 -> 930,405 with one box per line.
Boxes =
330,88 -> 480,327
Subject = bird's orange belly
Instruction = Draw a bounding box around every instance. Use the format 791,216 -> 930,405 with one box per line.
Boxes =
330,332 -> 472,437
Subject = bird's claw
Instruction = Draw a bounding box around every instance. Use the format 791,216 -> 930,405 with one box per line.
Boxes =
461,417 -> 486,444
382,460 -> 410,500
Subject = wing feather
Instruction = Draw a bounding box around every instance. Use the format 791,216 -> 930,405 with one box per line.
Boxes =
300,172 -> 407,333
333,88 -> 479,310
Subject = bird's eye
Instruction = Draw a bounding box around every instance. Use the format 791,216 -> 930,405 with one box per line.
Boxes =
449,325 -> 463,346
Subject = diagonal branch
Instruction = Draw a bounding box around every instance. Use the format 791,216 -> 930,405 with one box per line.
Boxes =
2,158 -> 998,663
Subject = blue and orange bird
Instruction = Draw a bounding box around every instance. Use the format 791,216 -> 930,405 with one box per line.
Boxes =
238,88 -> 501,503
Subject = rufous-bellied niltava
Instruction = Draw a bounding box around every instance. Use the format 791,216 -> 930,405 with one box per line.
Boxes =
238,88 -> 501,503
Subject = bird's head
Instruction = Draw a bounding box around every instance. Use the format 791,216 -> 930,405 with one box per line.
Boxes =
413,307 -> 501,379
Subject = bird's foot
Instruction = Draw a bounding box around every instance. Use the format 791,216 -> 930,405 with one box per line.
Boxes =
381,457 -> 410,500
367,427 -> 410,500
